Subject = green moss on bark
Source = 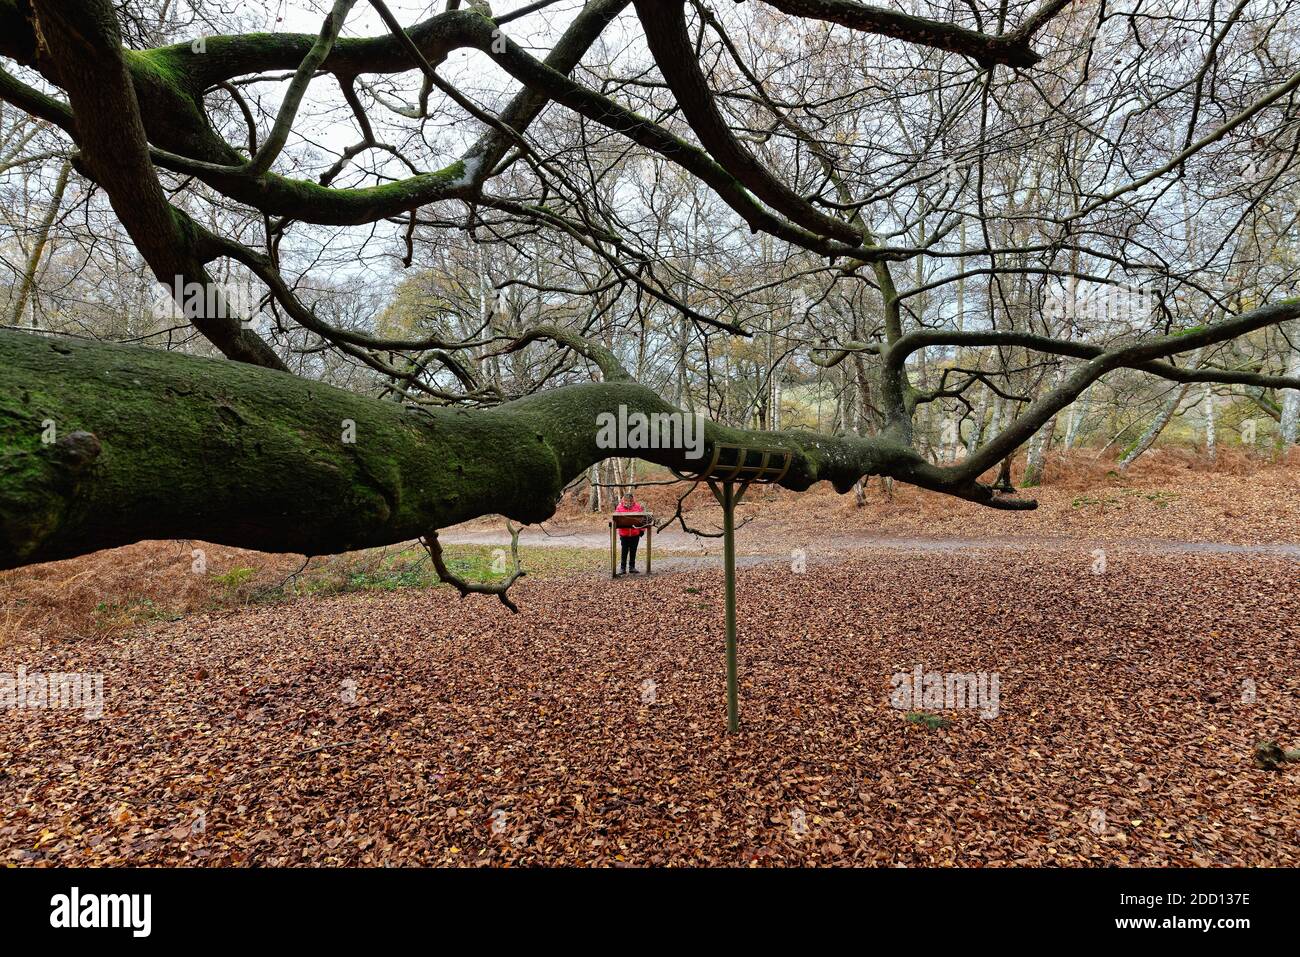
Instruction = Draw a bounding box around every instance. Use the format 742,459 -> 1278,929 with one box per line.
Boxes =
0,330 -> 909,569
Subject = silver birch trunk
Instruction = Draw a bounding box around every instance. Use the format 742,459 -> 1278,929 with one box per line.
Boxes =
1282,343 -> 1300,446
9,159 -> 72,327
1118,349 -> 1205,469
1205,386 -> 1218,459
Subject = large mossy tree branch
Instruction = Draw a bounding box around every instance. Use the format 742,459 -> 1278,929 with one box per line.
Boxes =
0,2 -> 633,227
0,0 -> 475,88
0,328 -> 1019,571
0,0 -> 894,258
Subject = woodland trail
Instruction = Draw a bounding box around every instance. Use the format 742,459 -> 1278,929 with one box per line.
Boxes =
437,521 -> 1300,564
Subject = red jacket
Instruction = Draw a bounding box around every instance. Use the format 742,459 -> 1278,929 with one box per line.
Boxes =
615,499 -> 646,537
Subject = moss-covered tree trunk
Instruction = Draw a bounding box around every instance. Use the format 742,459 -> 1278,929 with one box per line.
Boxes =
0,329 -> 934,570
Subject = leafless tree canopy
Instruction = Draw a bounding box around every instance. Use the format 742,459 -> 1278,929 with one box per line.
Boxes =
1,0 -> 1298,566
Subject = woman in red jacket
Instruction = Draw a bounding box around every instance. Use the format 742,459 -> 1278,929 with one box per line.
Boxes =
614,492 -> 646,575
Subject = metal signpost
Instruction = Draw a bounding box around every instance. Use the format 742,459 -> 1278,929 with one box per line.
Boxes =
694,444 -> 793,733
606,443 -> 791,731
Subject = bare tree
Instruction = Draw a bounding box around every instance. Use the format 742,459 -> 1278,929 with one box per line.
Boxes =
2,0 -> 1300,579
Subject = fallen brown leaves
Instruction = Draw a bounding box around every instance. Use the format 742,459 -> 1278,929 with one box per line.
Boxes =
2,543 -> 1296,866
0,540 -> 596,646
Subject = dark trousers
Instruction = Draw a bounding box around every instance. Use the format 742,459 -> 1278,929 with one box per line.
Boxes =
619,534 -> 641,570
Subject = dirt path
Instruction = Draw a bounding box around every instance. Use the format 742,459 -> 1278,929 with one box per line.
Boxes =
437,520 -> 1300,564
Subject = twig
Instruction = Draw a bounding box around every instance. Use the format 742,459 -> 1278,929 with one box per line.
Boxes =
421,521 -> 526,613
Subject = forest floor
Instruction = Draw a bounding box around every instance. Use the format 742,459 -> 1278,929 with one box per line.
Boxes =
1,450 -> 1297,866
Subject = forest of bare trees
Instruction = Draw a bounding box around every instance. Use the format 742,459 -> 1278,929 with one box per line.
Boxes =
0,0 -> 1297,559
4,0 -> 1300,894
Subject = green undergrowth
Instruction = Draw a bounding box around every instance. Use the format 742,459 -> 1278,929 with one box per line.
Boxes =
904,710 -> 952,730
227,543 -> 601,606
1071,487 -> 1180,510
94,596 -> 179,630
8,542 -> 618,643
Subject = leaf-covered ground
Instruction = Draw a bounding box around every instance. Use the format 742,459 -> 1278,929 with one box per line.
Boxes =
0,540 -> 604,645
3,544 -> 1296,866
